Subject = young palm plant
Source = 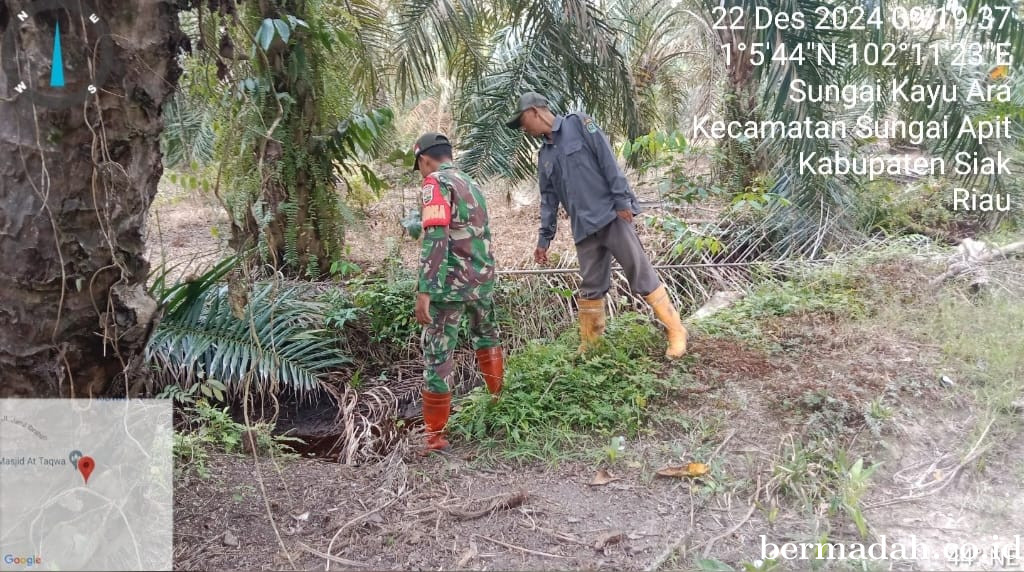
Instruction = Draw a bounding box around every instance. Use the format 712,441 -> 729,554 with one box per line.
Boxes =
146,257 -> 349,399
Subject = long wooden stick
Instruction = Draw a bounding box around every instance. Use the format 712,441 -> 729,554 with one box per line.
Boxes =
496,260 -> 821,276
700,502 -> 757,559
473,533 -> 577,560
299,542 -> 370,568
325,491 -> 408,571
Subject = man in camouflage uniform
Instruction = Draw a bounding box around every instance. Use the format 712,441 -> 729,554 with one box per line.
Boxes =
506,92 -> 688,359
412,132 -> 503,453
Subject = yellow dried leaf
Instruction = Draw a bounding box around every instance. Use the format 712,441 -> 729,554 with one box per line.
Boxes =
656,462 -> 709,478
990,65 -> 1009,80
687,462 -> 709,476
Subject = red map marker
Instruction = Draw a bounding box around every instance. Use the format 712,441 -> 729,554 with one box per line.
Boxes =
78,456 -> 95,484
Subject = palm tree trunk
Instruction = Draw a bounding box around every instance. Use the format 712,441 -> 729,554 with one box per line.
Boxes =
0,0 -> 184,397
229,0 -> 339,278
717,26 -> 760,193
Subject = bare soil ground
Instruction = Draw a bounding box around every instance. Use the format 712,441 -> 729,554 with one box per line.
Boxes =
172,309 -> 1024,571
146,183 -> 232,282
343,179 -> 582,273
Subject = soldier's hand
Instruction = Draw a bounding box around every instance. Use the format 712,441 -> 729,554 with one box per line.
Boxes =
534,247 -> 549,266
415,293 -> 432,325
617,209 -> 634,223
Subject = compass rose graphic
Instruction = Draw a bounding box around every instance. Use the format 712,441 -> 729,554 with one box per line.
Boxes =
2,0 -> 113,109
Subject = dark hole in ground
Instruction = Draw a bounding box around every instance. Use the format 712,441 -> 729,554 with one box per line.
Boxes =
267,395 -> 416,461
270,360 -> 483,460
171,352 -> 488,461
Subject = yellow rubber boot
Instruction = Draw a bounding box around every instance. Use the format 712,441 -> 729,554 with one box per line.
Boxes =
645,285 -> 688,359
577,298 -> 606,353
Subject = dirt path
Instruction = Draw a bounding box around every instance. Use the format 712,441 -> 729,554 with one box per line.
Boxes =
174,448 -> 706,570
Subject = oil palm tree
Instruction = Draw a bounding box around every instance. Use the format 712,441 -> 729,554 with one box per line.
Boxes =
194,0 -> 395,277
0,0 -> 184,396
392,0 -> 641,180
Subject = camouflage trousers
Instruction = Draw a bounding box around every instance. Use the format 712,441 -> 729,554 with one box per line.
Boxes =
421,298 -> 500,393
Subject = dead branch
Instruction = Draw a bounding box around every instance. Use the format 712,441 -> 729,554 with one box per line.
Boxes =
456,540 -> 479,568
325,487 -> 412,571
298,542 -> 369,568
518,519 -> 590,546
930,237 -> 1024,287
865,418 -> 996,511
709,429 -> 736,463
593,530 -> 625,551
700,501 -> 757,559
472,533 -> 577,560
496,260 -> 813,276
446,489 -> 529,521
690,291 -> 745,321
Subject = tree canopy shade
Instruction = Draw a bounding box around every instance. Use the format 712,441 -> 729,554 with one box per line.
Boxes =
391,0 -> 655,181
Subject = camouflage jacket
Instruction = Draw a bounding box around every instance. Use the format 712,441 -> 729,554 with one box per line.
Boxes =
418,163 -> 496,302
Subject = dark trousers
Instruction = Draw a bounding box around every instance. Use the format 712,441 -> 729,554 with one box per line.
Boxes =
576,217 -> 661,300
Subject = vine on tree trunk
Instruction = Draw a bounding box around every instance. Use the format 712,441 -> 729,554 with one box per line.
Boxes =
192,0 -> 391,278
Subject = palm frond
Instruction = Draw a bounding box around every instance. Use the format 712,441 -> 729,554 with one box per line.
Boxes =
962,0 -> 1024,66
329,0 -> 392,107
450,0 -> 640,181
890,0 -> 1024,197
608,0 -> 692,135
455,78 -> 540,181
160,93 -> 216,168
393,0 -> 490,102
146,263 -> 349,400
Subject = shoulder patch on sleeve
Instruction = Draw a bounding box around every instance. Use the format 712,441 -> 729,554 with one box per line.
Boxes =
583,116 -> 599,133
420,177 -> 451,228
421,182 -> 436,205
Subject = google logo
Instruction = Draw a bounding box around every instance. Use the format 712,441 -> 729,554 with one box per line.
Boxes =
2,554 -> 42,567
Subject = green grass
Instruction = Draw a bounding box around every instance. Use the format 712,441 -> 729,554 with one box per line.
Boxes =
173,400 -> 300,479
692,265 -> 870,346
448,313 -> 684,462
350,275 -> 421,346
897,289 -> 1024,448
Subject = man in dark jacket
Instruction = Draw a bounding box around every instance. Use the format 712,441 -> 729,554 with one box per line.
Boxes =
506,92 -> 687,359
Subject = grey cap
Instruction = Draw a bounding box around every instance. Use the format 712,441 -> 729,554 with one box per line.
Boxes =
412,132 -> 451,171
505,92 -> 550,129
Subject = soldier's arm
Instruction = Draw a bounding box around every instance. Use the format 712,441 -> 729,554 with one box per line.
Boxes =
418,177 -> 451,295
538,159 -> 559,249
577,115 -> 633,213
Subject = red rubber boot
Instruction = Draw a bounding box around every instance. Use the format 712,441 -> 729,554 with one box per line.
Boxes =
420,389 -> 451,454
476,346 -> 504,402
